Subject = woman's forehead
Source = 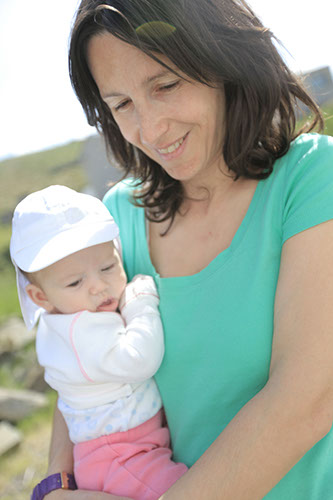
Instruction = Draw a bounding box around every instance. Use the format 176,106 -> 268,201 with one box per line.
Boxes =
87,33 -> 179,97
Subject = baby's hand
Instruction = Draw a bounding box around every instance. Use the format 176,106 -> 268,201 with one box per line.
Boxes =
119,275 -> 159,313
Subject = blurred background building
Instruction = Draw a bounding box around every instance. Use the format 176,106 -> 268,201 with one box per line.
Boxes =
303,66 -> 333,107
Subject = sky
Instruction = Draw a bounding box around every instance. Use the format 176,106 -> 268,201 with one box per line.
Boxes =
0,0 -> 332,160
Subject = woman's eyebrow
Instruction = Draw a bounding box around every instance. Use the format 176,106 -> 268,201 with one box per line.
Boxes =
102,69 -> 173,99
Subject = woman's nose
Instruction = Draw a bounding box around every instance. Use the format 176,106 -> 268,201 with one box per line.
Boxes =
137,102 -> 169,146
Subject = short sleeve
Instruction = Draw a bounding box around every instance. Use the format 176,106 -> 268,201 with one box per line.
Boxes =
282,134 -> 333,244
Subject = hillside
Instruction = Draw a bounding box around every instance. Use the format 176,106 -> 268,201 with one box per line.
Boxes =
0,140 -> 87,224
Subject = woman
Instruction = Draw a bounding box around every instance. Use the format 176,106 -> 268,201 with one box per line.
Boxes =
41,0 -> 333,499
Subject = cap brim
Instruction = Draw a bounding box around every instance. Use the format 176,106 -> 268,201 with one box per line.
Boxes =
14,220 -> 119,272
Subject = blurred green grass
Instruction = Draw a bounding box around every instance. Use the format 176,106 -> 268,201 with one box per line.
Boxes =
0,140 -> 86,222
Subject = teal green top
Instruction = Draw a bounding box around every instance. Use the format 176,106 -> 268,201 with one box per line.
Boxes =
104,133 -> 333,499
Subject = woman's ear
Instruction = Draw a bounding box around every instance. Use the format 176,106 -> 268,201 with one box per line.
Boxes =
25,284 -> 54,312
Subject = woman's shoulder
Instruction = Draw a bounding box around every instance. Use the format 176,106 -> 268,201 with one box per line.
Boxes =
276,133 -> 333,243
103,178 -> 141,220
271,133 -> 333,184
291,132 -> 333,148
103,177 -> 138,205
103,179 -> 144,236
285,132 -> 333,166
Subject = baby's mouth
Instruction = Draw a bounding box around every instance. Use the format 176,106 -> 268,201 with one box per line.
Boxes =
97,298 -> 118,312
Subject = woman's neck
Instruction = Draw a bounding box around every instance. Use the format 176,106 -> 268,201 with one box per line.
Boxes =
181,149 -> 230,188
180,159 -> 237,215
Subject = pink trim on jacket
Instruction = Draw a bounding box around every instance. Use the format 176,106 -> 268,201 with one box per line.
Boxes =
70,311 -> 94,382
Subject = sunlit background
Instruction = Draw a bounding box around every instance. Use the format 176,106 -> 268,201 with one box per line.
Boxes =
0,3 -> 332,496
0,0 -> 332,160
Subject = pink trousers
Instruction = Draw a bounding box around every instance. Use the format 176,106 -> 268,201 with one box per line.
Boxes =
74,410 -> 187,500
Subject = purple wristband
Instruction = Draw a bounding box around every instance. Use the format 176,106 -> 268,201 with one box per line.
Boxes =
31,472 -> 77,500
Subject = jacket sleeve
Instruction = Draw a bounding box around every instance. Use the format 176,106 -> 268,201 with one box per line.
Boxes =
70,275 -> 164,384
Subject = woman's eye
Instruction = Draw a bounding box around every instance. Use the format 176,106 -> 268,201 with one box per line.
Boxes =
159,81 -> 179,92
114,99 -> 130,112
67,279 -> 81,288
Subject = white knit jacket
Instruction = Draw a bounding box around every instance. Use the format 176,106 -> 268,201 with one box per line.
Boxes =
36,275 -> 164,410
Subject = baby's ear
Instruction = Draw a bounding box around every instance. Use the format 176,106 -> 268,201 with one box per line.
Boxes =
25,284 -> 54,312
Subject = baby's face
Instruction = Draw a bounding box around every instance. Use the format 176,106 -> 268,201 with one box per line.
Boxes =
34,242 -> 127,314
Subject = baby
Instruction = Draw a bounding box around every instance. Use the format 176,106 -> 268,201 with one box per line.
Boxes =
10,185 -> 186,500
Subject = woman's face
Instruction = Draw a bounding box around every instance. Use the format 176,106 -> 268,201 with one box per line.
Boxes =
87,33 -> 226,185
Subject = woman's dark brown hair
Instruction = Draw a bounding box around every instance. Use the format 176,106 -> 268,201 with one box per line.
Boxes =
69,0 -> 323,226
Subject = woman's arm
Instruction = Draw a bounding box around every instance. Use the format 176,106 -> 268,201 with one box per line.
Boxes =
47,404 -> 74,476
159,221 -> 333,499
44,405 -> 131,499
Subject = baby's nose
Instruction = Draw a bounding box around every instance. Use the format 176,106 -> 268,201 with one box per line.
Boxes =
89,278 -> 108,295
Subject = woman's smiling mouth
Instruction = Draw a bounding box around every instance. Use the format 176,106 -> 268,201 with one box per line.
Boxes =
157,133 -> 188,157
